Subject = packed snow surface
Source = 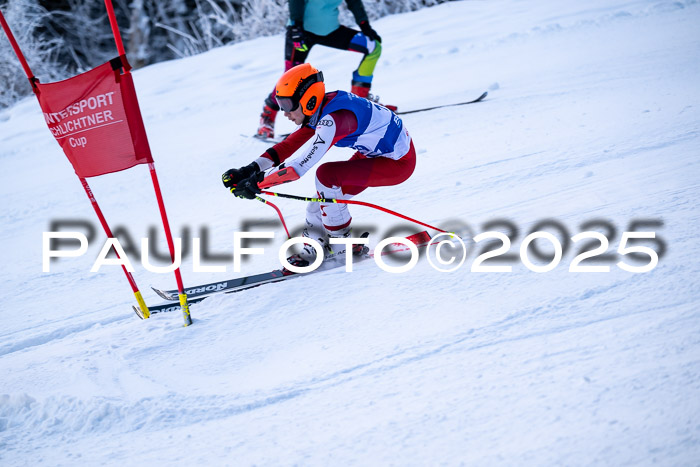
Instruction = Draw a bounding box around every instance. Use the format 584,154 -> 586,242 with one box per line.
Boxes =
1,0 -> 699,464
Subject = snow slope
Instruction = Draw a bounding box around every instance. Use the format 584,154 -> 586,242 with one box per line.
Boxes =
1,0 -> 700,464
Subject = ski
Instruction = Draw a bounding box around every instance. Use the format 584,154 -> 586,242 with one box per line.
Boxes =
152,269 -> 290,301
137,271 -> 300,318
397,91 -> 487,115
134,294 -> 210,318
138,231 -> 432,318
241,92 -> 488,146
140,256 -> 355,317
243,133 -> 291,145
152,230 -> 430,301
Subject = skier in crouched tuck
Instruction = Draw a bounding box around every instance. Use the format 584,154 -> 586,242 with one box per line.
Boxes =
223,63 -> 416,268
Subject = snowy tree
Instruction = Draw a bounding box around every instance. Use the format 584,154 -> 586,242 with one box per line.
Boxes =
0,0 -> 67,108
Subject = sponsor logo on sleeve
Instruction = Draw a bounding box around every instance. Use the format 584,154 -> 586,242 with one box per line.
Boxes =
299,134 -> 326,166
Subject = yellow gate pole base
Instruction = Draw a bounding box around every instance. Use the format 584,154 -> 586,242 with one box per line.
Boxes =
134,290 -> 150,319
179,293 -> 192,326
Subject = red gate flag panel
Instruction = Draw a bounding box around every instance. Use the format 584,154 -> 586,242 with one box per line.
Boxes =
34,57 -> 153,177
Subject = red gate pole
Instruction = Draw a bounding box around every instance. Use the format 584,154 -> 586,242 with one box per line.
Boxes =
80,178 -> 151,317
148,163 -> 192,326
104,0 -> 192,326
104,0 -> 126,56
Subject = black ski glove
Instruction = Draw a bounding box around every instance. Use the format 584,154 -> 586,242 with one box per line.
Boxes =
359,20 -> 381,43
288,23 -> 308,52
231,171 -> 264,200
222,162 -> 259,189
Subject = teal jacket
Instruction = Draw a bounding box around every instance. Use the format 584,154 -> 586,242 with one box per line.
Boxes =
289,0 -> 369,36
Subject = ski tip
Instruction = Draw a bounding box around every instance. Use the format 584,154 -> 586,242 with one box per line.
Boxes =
133,305 -> 145,320
151,286 -> 173,301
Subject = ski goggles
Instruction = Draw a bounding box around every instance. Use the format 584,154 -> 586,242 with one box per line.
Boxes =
275,96 -> 299,113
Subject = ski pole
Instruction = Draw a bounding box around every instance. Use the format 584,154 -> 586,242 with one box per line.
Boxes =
260,190 -> 449,234
255,196 -> 291,239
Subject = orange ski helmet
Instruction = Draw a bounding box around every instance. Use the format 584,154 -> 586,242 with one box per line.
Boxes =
275,63 -> 325,116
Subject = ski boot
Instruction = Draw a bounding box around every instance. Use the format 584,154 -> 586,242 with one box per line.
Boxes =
325,229 -> 371,259
256,103 -> 277,139
351,83 -> 371,99
352,232 -> 371,257
351,84 -> 397,112
282,239 -> 325,275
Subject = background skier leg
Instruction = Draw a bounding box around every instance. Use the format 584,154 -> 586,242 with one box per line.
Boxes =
348,33 -> 382,98
257,28 -> 315,138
